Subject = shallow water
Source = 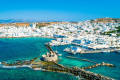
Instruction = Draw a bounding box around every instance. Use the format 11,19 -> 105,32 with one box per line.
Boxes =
0,37 -> 120,80
0,37 -> 78,80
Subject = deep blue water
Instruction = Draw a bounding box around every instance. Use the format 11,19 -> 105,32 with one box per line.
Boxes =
0,37 -> 120,80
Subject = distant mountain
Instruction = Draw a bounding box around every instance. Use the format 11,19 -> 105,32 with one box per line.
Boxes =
90,18 -> 120,23
1,18 -> 120,23
0,19 -> 27,23
0,19 -> 42,23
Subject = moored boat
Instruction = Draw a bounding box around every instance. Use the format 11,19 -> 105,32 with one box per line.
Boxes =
101,50 -> 110,53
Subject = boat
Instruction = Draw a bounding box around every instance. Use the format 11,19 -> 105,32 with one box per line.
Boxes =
63,48 -> 69,52
55,51 -> 58,53
101,50 -> 110,53
58,54 -> 62,56
69,52 -> 76,55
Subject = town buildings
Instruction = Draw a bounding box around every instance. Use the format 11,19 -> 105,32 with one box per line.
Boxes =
0,20 -> 120,50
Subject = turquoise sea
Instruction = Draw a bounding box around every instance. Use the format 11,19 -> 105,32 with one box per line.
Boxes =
0,37 -> 120,80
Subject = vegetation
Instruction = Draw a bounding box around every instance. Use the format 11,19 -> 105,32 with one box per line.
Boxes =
48,26 -> 53,28
36,25 -> 45,28
57,28 -> 62,30
102,26 -> 120,36
116,26 -> 120,32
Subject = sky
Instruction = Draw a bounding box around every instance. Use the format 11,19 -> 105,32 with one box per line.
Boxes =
0,0 -> 120,21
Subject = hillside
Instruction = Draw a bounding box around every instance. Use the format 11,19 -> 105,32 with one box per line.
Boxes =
91,18 -> 120,23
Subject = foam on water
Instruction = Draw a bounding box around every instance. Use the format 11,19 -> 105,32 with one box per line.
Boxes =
0,37 -> 120,80
0,37 -> 78,80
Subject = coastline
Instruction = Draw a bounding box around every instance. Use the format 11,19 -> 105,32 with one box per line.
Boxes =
0,36 -> 54,39
0,36 -> 119,79
0,58 -> 115,80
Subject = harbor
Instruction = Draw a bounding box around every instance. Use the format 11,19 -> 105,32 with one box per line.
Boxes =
0,57 -> 115,80
0,44 -> 116,80
64,46 -> 120,54
66,56 -> 115,69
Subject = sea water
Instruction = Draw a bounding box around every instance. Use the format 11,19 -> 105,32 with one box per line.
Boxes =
0,37 -> 78,80
0,37 -> 120,80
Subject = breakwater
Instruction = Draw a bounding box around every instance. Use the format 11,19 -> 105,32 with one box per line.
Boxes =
67,56 -> 97,64
67,56 -> 115,69
82,62 -> 115,69
41,67 -> 115,80
45,45 -> 54,53
44,62 -> 115,80
0,58 -> 115,80
0,45 -> 115,80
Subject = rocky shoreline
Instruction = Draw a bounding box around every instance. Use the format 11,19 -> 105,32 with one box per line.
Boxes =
0,57 -> 115,80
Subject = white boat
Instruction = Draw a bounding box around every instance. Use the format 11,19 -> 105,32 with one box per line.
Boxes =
55,51 -> 58,53
58,54 -> 62,56
34,68 -> 42,70
63,48 -> 70,52
102,50 -> 110,53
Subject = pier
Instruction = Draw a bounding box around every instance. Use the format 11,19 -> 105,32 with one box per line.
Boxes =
67,56 -> 97,64
42,62 -> 115,80
79,49 -> 120,54
42,45 -> 58,62
67,56 -> 115,69
45,45 -> 54,53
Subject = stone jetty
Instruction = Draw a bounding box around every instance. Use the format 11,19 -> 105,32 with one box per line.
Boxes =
67,56 -> 97,64
0,45 -> 115,80
67,56 -> 115,69
1,58 -> 115,80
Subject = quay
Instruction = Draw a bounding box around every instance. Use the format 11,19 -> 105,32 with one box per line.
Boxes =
79,48 -> 120,54
45,45 -> 54,53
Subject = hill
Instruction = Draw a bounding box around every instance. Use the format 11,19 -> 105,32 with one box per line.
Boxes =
90,18 -> 120,23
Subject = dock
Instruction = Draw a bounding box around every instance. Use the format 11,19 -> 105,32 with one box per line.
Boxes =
79,48 -> 120,54
45,45 -> 54,53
